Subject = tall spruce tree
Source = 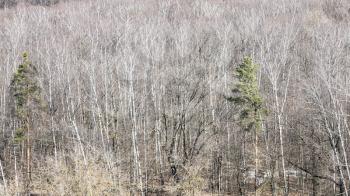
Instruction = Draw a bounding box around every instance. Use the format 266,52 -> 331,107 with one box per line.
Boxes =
10,52 -> 43,194
228,57 -> 264,132
228,57 -> 265,194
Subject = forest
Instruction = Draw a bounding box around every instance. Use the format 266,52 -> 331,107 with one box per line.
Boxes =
0,0 -> 350,195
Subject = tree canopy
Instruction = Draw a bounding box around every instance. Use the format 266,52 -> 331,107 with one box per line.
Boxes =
10,52 -> 42,141
228,57 -> 264,132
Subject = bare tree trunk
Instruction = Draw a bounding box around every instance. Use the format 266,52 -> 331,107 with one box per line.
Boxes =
25,116 -> 31,195
254,128 -> 259,196
0,158 -> 7,195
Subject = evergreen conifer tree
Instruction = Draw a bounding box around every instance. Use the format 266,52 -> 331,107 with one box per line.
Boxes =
228,57 -> 264,132
10,52 -> 43,194
227,57 -> 265,194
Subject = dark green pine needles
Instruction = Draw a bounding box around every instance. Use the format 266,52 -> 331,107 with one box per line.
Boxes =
10,52 -> 42,142
228,57 -> 265,132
